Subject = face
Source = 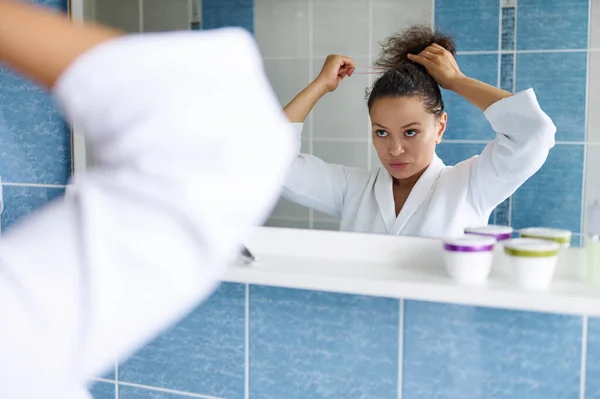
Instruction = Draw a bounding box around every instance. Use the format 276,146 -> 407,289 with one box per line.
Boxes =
370,96 -> 447,183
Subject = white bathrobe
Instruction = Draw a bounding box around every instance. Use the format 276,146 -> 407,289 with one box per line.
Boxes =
283,89 -> 556,237
0,29 -> 294,398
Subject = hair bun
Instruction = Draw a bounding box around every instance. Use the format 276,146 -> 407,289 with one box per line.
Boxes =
375,25 -> 456,69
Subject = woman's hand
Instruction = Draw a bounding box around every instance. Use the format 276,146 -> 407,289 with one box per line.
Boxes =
407,43 -> 464,91
314,54 -> 355,93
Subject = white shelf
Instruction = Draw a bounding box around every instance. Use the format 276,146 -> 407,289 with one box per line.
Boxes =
223,227 -> 600,316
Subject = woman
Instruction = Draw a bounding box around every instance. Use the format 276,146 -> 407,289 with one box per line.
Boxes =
282,26 -> 555,237
0,1 -> 293,397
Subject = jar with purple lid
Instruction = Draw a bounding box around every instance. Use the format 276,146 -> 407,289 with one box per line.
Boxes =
442,235 -> 496,285
464,225 -> 514,275
464,225 -> 514,241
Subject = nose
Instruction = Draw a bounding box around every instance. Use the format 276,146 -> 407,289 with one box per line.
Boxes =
388,137 -> 404,157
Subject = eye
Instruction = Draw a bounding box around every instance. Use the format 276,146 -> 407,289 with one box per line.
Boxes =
405,129 -> 418,138
375,129 -> 388,137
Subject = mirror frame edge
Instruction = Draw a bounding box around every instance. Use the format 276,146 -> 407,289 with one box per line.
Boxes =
67,0 -> 87,177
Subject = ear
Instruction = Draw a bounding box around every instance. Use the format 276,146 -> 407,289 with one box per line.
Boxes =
435,112 -> 447,144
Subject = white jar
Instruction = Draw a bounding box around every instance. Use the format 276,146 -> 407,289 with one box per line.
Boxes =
443,235 -> 496,285
504,238 -> 560,290
519,227 -> 571,247
519,227 -> 572,276
465,225 -> 514,276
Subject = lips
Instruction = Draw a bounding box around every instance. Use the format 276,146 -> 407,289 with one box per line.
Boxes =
388,162 -> 409,170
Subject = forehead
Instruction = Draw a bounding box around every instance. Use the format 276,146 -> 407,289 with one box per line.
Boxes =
369,96 -> 433,124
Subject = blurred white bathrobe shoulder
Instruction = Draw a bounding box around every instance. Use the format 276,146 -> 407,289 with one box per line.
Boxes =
0,29 -> 294,398
283,89 -> 556,237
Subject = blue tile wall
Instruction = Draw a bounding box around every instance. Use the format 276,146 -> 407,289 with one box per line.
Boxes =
517,0 -> 589,50
442,54 -> 498,140
119,386 -> 190,399
511,144 -> 584,231
586,317 -> 600,398
249,286 -> 399,399
89,382 -> 116,399
1,185 -> 65,230
0,67 -> 71,185
403,300 -> 583,399
435,0 -> 499,51
202,0 -> 254,33
494,198 -> 510,226
119,283 -> 246,399
436,143 -> 485,166
516,52 -> 587,142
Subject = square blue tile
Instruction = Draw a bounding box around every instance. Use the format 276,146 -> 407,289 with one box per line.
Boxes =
516,52 -> 587,142
517,0 -> 588,50
500,54 -> 514,92
249,286 -> 399,399
119,386 -> 189,399
0,67 -> 71,185
511,144 -> 584,232
403,301 -> 582,399
586,317 -> 600,398
119,283 -> 246,399
35,0 -> 68,12
501,7 -> 515,50
443,54 -> 498,140
436,143 -> 485,167
1,185 -> 65,231
89,382 -> 116,399
494,198 -> 510,226
202,0 -> 253,33
435,0 -> 499,51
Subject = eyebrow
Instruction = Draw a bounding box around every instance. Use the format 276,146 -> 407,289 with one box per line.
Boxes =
373,122 -> 421,130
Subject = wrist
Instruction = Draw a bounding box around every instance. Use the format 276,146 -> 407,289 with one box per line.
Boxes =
447,74 -> 469,92
310,78 -> 330,96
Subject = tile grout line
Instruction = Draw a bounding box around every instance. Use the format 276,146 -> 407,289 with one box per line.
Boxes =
397,298 -> 404,399
308,0 -> 315,230
581,0 -> 592,238
1,182 -> 67,188
116,381 -> 225,399
580,315 -> 589,399
261,48 -> 600,61
508,0 -> 518,227
115,360 -> 119,399
138,0 -> 144,33
500,0 -> 509,227
496,0 -> 502,90
245,283 -> 250,399
367,0 -> 373,171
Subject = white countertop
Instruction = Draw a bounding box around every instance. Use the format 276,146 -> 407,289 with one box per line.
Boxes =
223,227 -> 600,316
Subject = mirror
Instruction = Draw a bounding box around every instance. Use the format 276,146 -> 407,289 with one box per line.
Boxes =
71,0 -> 598,244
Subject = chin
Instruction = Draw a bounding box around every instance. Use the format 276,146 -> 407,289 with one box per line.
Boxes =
386,167 -> 417,180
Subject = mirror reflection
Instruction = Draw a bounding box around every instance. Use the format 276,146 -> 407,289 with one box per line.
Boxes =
78,0 -> 598,244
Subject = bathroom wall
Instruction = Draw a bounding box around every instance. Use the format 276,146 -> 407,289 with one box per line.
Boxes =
90,1 -> 600,399
0,0 -> 71,231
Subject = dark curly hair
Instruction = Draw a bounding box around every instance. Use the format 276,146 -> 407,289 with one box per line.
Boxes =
367,25 -> 456,118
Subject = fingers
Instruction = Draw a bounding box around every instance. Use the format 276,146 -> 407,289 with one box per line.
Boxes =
407,53 -> 432,68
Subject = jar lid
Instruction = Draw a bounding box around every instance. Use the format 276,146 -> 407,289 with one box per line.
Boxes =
503,238 -> 560,257
464,225 -> 513,241
443,235 -> 496,253
519,227 -> 571,245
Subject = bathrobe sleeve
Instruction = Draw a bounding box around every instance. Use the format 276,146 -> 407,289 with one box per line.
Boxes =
468,88 -> 556,214
0,29 -> 294,398
281,123 -> 352,218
